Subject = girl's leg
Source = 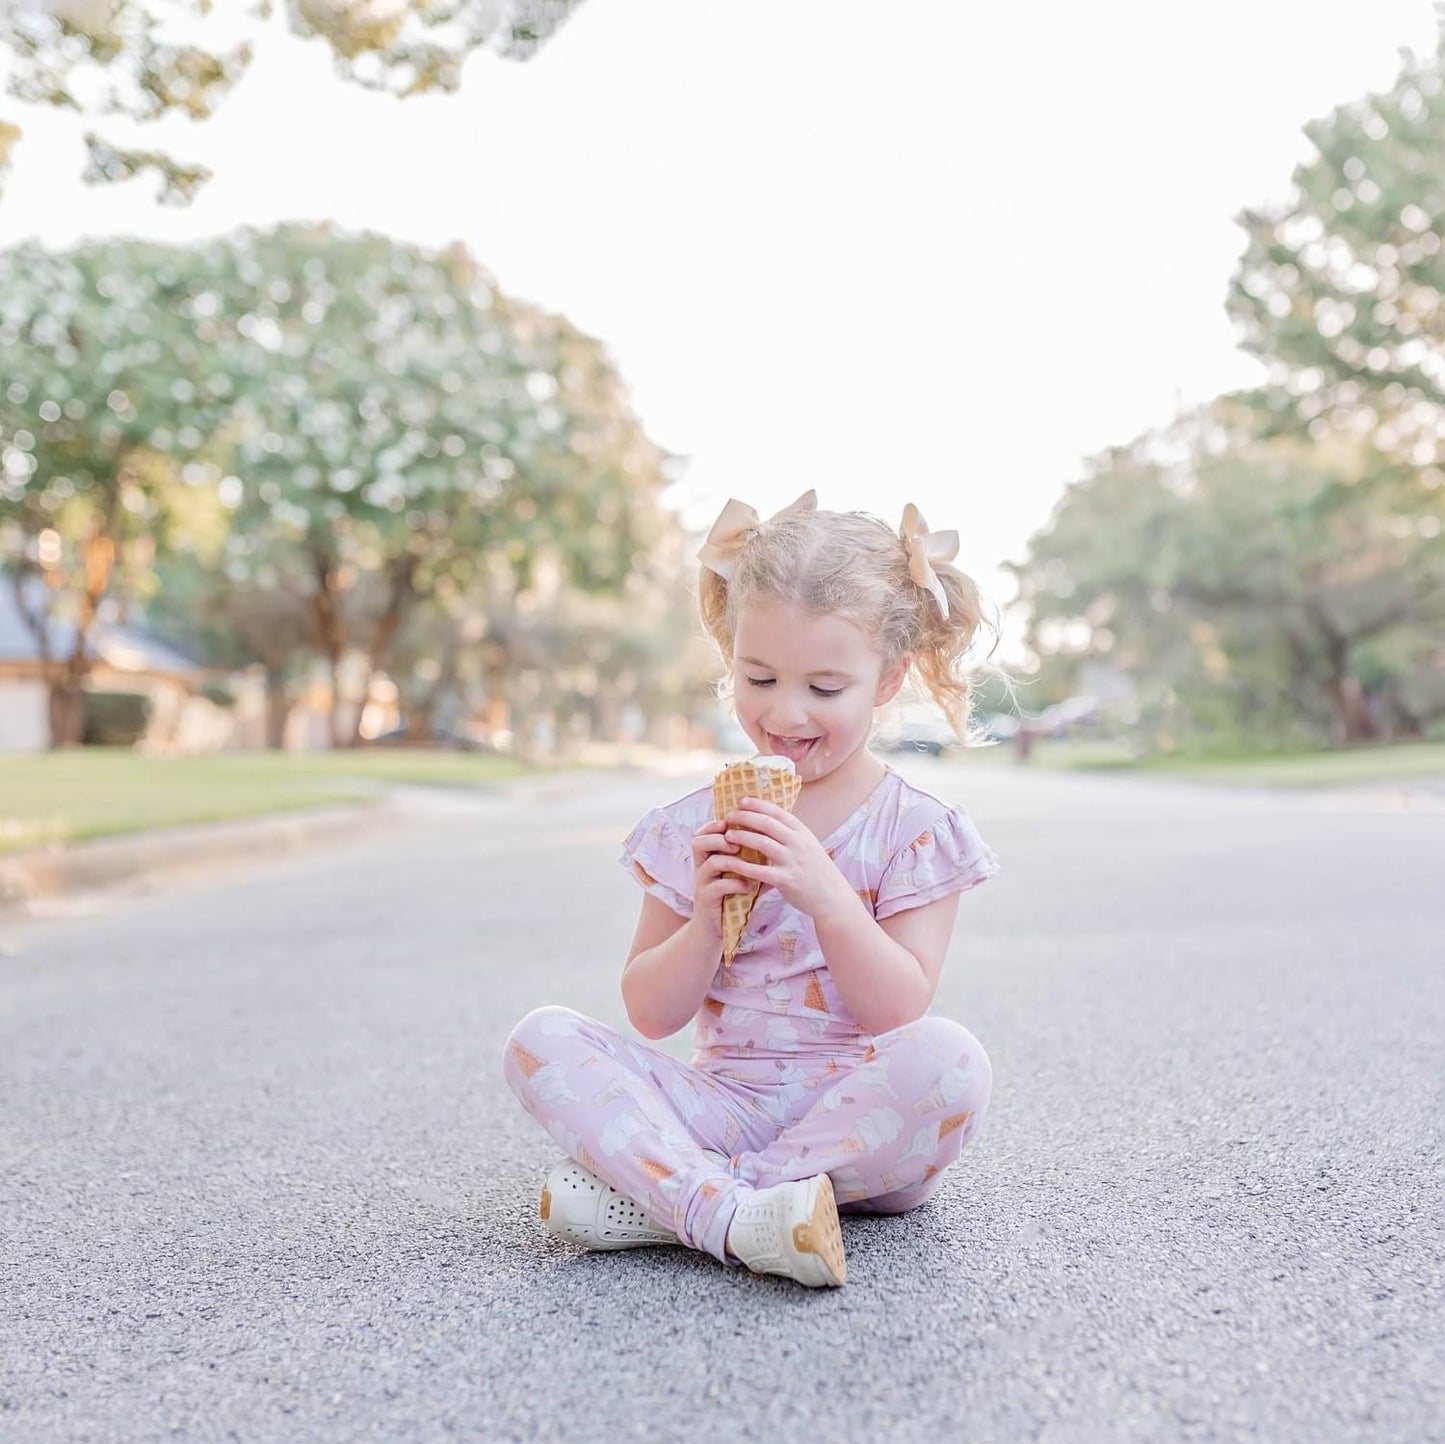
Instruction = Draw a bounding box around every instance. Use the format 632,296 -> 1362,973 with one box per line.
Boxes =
731,1015 -> 993,1212
836,1175 -> 944,1216
502,1005 -> 770,1263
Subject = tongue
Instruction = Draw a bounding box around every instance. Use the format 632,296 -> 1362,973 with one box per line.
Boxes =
771,736 -> 815,764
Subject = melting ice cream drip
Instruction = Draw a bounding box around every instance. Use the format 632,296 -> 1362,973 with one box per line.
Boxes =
748,753 -> 797,777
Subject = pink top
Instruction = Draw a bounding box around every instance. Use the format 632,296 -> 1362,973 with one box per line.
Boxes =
619,766 -> 1000,1071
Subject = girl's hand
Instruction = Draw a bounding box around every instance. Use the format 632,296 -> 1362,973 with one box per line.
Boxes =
689,818 -> 753,945
722,798 -> 858,922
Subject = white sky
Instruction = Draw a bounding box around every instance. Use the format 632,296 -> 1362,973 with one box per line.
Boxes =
1,0 -> 1437,660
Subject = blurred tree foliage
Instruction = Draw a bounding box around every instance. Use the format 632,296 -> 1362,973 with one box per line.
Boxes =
1,223 -> 707,749
1016,30 -> 1445,754
0,0 -> 584,203
1228,32 -> 1445,496
1225,22 -> 1445,733
0,237 -> 235,744
380,537 -> 717,757
1012,400 -> 1445,751
152,543 -> 316,746
178,225 -> 677,744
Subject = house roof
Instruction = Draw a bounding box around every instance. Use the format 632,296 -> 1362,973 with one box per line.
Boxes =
0,573 -> 207,680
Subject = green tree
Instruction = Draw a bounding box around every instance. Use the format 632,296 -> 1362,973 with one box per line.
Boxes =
383,528 -> 716,753
1,223 -> 681,748
0,238 -> 233,745
1223,26 -> 1445,742
1,0 -> 584,203
1013,402 -> 1445,751
1227,27 -> 1444,535
148,541 -> 316,747
200,224 -> 677,745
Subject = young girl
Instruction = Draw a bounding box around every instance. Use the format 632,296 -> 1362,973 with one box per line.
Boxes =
502,490 -> 1000,1288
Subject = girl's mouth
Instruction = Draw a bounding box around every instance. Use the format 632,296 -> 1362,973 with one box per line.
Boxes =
766,733 -> 821,766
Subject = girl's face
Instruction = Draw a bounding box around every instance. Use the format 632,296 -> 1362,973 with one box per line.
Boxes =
731,599 -> 905,782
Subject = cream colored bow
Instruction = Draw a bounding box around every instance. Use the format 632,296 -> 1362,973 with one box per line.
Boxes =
697,489 -> 818,580
900,503 -> 959,618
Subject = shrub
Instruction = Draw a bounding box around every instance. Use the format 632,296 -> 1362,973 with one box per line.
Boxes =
83,691 -> 152,747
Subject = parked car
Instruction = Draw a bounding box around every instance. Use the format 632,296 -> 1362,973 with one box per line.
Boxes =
367,726 -> 490,751
1028,695 -> 1100,739
876,702 -> 958,757
980,712 -> 1021,742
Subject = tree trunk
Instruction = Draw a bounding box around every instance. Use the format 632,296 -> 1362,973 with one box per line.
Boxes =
46,607 -> 98,748
307,546 -> 348,750
1318,629 -> 1373,745
348,556 -> 418,747
396,644 -> 460,744
47,680 -> 87,749
263,670 -> 293,750
480,655 -> 510,744
14,501 -> 119,748
1322,671 -> 1374,744
395,703 -> 436,742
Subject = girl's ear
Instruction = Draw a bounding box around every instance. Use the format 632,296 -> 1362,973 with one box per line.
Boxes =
875,655 -> 910,706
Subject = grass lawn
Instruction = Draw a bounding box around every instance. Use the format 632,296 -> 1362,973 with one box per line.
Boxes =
7,738 -> 1440,856
0,749 -> 532,854
974,737 -> 1445,788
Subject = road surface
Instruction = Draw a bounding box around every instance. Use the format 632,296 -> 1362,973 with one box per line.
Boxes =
2,757 -> 1440,1442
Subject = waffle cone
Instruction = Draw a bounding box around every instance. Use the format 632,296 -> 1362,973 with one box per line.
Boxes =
712,757 -> 803,964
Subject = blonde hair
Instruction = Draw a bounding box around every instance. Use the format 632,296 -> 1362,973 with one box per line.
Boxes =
698,505 -> 1001,741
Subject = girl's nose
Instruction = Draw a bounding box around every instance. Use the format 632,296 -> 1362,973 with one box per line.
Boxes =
765,707 -> 811,733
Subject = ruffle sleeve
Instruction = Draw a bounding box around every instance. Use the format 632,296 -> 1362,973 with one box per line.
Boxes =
873,806 -> 1000,920
618,806 -> 695,918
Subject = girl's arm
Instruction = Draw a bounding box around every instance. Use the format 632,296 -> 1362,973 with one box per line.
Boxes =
814,884 -> 959,1034
810,890 -> 961,1034
620,818 -> 745,1040
717,795 -> 965,1035
619,897 -> 719,1040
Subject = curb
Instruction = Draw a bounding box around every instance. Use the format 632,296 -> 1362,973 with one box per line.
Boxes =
0,798 -> 403,913
0,764 -> 638,916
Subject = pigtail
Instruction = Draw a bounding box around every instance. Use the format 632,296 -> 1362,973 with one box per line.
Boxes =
698,564 -> 733,666
909,562 -> 1001,743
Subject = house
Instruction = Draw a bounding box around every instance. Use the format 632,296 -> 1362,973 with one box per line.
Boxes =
0,576 -> 222,752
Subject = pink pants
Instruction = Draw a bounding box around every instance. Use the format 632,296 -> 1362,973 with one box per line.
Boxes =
502,1005 -> 992,1264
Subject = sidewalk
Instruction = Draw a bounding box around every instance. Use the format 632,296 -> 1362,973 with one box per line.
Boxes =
0,767 -> 622,916
0,799 -> 394,915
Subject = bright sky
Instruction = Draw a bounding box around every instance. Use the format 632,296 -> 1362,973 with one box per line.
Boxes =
1,0 -> 1436,661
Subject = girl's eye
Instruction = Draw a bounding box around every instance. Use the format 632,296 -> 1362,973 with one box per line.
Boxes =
745,677 -> 843,697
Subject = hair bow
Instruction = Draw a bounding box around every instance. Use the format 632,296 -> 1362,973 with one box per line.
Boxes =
697,489 -> 818,580
900,503 -> 959,618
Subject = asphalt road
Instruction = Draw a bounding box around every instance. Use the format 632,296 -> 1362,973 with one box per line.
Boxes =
2,757 -> 1441,1443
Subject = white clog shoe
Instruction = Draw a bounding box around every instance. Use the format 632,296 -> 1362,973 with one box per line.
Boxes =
727,1173 -> 847,1288
540,1160 -> 681,1250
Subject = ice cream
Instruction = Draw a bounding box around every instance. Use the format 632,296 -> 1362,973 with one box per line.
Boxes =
711,754 -> 802,964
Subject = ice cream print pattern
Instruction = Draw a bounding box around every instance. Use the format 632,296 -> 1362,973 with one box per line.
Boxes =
502,1004 -> 993,1264
618,766 -> 998,1076
501,764 -> 999,1267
